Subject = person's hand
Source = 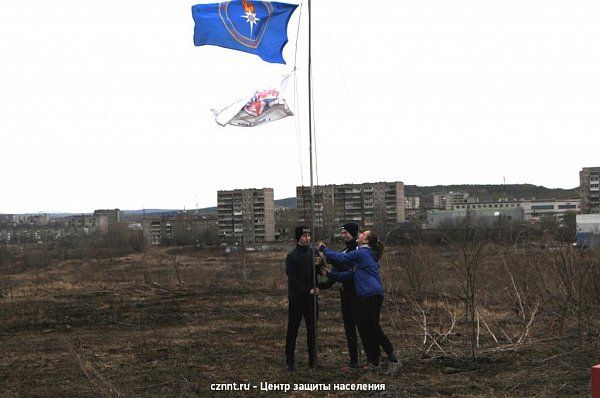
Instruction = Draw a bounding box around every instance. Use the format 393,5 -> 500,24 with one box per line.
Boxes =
317,242 -> 326,252
309,288 -> 319,295
315,255 -> 323,266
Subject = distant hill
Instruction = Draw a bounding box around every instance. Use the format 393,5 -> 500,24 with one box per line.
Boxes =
122,209 -> 179,216
405,184 -> 579,201
275,197 -> 297,208
46,213 -> 80,218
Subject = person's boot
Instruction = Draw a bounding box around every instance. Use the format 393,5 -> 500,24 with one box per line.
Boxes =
308,352 -> 316,369
341,361 -> 360,372
364,363 -> 380,374
385,359 -> 402,375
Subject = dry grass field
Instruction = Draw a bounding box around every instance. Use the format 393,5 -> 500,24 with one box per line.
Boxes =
0,242 -> 599,397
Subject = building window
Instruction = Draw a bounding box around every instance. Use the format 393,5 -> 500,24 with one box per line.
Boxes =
558,204 -> 577,209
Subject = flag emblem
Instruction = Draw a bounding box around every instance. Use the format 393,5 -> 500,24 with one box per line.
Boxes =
243,89 -> 281,117
240,0 -> 261,36
218,1 -> 272,49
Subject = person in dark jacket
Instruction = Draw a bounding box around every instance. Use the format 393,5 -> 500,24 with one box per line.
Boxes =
317,222 -> 365,369
285,226 -> 319,372
319,230 -> 401,374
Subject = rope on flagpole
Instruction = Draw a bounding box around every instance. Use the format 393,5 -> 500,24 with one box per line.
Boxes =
291,2 -> 305,189
284,1 -> 308,370
310,63 -> 319,189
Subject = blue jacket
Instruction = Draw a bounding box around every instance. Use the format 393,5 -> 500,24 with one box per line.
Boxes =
318,240 -> 358,298
323,246 -> 384,299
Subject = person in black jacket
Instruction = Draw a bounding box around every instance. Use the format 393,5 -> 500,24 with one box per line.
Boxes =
285,226 -> 319,372
317,222 -> 365,370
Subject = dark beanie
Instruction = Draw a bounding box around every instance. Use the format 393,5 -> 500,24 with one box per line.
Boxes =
295,226 -> 310,241
341,222 -> 359,239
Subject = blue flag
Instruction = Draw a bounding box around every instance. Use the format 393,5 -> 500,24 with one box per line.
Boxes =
192,1 -> 298,64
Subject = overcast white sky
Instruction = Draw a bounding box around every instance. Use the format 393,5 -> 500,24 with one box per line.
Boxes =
1,0 -> 599,213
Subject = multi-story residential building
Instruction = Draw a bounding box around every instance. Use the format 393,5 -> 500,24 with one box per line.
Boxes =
147,221 -> 163,246
0,214 -> 15,223
405,196 -> 421,221
296,185 -> 336,237
0,229 -> 11,243
93,209 -> 123,232
432,193 -> 447,210
445,192 -> 469,210
432,192 -> 471,210
297,181 -> 405,238
143,214 -> 218,246
64,214 -> 96,235
405,197 -> 420,210
0,214 -> 50,226
580,167 -> 600,214
217,188 -> 275,243
0,224 -> 64,244
93,209 -> 122,223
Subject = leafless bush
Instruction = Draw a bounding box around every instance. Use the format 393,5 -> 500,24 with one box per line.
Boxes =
381,231 -> 600,369
444,236 -> 485,360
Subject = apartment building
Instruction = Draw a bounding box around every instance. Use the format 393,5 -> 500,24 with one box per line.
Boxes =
296,185 -> 335,235
405,196 -> 421,221
217,188 -> 275,243
580,167 -> 600,214
297,181 -> 405,238
144,214 -> 218,246
432,193 -> 446,210
65,214 -> 96,234
0,214 -> 14,224
445,192 -> 469,210
405,196 -> 420,210
93,209 -> 123,232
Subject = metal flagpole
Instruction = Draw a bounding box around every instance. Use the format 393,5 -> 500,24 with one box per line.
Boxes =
307,0 -> 318,370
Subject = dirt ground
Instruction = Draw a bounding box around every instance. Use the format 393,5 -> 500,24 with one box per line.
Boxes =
0,245 -> 597,397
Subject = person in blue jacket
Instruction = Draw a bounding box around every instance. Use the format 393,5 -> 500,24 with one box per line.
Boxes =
318,230 -> 401,374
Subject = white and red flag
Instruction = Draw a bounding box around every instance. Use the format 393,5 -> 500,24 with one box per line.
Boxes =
213,86 -> 293,127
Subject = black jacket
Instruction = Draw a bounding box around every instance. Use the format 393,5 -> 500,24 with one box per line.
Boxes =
286,244 -> 318,299
318,240 -> 358,298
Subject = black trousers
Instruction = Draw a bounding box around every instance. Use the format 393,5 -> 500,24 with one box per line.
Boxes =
357,295 -> 394,366
285,295 -> 318,366
340,294 -> 366,364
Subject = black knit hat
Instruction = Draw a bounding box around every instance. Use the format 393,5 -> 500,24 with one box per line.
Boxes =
341,222 -> 359,239
295,226 -> 311,241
